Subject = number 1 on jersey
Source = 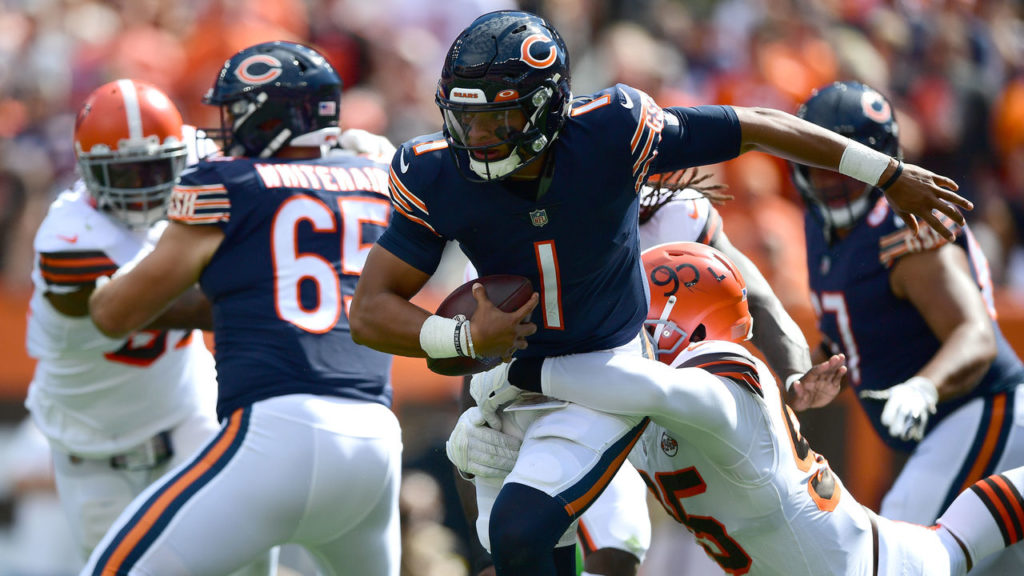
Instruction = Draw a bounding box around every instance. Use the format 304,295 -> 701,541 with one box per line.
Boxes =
534,240 -> 564,330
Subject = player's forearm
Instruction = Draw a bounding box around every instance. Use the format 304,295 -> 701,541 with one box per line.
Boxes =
349,292 -> 432,357
538,354 -> 733,432
144,286 -> 213,331
922,322 -> 996,401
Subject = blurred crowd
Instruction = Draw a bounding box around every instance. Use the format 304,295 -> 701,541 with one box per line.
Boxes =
1,0 -> 1023,574
1,0 -> 1023,295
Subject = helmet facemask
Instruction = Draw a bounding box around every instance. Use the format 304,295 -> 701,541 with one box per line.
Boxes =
438,80 -> 562,181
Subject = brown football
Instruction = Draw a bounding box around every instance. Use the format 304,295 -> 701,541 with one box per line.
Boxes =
426,274 -> 534,376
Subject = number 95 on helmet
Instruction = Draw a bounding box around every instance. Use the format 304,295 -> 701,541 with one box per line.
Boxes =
642,242 -> 753,366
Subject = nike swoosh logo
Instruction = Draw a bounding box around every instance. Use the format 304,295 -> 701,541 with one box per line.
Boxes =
399,148 -> 410,173
57,234 -> 78,244
688,201 -> 699,219
618,87 -> 633,109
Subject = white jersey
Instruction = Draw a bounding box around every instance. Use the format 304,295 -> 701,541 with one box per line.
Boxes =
629,341 -> 875,575
541,340 -> 953,575
25,127 -> 218,458
638,188 -> 720,249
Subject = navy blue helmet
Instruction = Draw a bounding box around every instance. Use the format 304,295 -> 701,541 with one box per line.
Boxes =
791,81 -> 900,230
436,10 -> 572,182
204,41 -> 342,158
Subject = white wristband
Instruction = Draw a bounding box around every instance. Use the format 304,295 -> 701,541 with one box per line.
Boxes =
784,373 -> 802,392
420,315 -> 460,358
838,141 -> 891,186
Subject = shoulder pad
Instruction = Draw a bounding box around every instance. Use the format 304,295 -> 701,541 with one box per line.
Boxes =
674,341 -> 764,398
387,134 -> 448,235
35,186 -> 129,257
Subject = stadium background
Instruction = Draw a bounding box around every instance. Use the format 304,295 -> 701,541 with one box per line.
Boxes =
0,0 -> 1021,573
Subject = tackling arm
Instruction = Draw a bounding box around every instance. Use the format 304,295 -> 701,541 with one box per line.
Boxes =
90,222 -> 222,338
539,352 -> 739,435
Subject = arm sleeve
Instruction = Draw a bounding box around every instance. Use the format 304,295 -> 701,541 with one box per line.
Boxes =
539,352 -> 738,434
653,105 -> 742,172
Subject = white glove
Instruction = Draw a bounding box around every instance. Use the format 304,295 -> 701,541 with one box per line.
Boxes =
445,407 -> 521,479
860,376 -> 938,441
339,129 -> 396,162
469,362 -> 522,430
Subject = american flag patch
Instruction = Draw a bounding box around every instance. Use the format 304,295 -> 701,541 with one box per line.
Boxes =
318,101 -> 337,116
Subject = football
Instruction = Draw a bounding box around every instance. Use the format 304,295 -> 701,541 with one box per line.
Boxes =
426,274 -> 534,377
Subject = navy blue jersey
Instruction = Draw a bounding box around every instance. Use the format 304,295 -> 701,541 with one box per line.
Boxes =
170,151 -> 394,419
380,84 -> 741,357
805,197 -> 1024,451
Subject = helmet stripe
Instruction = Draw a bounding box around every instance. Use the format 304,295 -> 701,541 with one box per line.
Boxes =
116,79 -> 144,141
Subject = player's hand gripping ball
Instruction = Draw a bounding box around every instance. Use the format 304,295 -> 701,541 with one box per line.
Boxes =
426,275 -> 534,377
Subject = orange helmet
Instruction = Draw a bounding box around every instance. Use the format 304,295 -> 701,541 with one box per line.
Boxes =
74,79 -> 187,229
642,242 -> 753,365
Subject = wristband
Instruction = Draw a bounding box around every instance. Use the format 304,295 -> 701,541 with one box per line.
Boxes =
877,160 -> 904,192
419,315 -> 460,358
838,141 -> 891,186
464,320 -> 477,359
784,373 -> 802,393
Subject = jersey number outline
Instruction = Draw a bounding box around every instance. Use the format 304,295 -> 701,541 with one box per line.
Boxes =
535,240 -> 564,330
810,291 -> 862,386
272,195 -> 389,333
640,467 -> 752,575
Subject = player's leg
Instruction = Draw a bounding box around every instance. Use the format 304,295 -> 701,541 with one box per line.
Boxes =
51,411 -> 221,560
882,387 -> 1023,524
576,460 -> 650,576
935,466 -> 1024,576
488,402 -> 646,576
306,409 -> 402,576
80,396 -> 401,575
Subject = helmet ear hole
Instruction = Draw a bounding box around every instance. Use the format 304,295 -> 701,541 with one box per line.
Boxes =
690,324 -> 707,344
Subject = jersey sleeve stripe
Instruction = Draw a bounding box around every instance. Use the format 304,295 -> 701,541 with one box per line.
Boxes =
879,213 -> 957,267
169,186 -> 231,224
679,352 -> 763,397
386,172 -> 415,213
39,251 -> 117,285
970,474 -> 1024,546
392,204 -> 440,236
388,169 -> 428,213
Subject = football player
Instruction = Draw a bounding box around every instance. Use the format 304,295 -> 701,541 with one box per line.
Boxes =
348,10 -> 970,576
85,41 -> 402,575
456,241 -> 1024,576
25,78 -> 275,574
792,81 -> 1024,574
454,169 -> 821,576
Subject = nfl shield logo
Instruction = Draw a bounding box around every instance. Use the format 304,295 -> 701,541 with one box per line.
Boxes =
529,209 -> 549,227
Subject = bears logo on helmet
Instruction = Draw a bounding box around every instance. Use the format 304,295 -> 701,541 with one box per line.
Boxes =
436,10 -> 572,182
203,41 -> 342,158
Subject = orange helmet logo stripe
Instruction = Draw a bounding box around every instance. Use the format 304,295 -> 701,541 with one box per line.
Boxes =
520,34 -> 557,69
234,54 -> 283,85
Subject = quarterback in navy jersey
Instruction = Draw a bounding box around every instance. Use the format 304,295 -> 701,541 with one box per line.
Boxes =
349,11 -> 970,576
87,42 -> 402,576
794,81 -> 1024,575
